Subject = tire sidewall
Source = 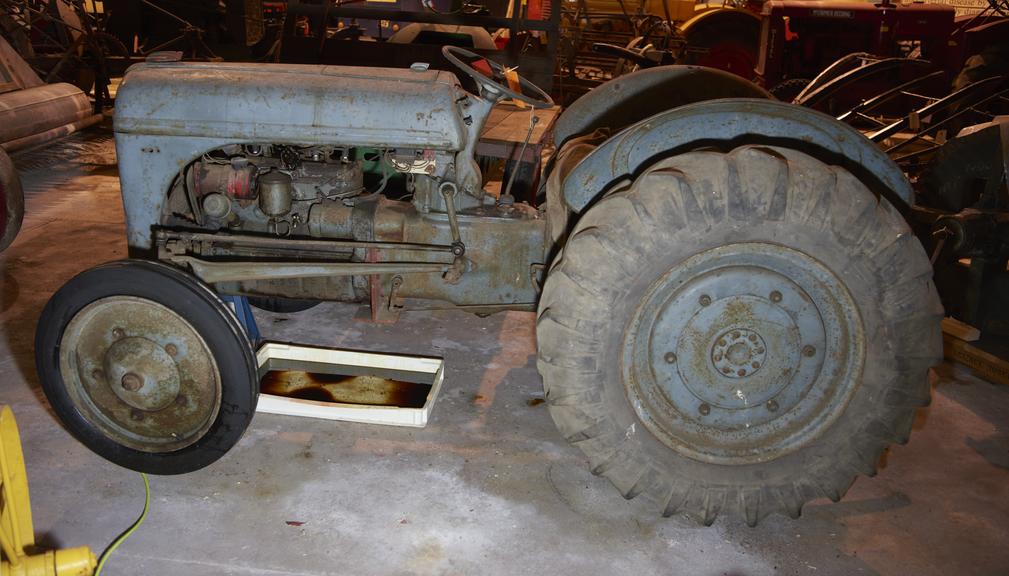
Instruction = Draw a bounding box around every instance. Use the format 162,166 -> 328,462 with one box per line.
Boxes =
542,147 -> 935,497
36,260 -> 258,474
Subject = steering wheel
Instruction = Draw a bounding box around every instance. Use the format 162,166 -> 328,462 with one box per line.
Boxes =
441,45 -> 554,109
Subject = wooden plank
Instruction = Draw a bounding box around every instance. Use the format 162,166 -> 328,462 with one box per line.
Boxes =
943,334 -> 1009,386
482,107 -> 509,133
941,317 -> 981,342
480,103 -> 560,144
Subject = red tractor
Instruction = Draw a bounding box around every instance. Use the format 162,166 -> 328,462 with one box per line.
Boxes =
755,0 -> 1009,99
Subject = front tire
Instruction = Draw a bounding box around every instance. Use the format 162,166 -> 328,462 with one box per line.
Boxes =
36,260 -> 258,474
537,146 -> 942,525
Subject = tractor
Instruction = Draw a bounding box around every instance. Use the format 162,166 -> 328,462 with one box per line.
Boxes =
34,52 -> 941,525
755,0 -> 1009,100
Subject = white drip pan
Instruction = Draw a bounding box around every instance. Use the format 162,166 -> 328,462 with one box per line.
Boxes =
254,342 -> 444,427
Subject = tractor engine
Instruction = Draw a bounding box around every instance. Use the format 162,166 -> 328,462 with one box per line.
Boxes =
176,144 -> 366,235
157,140 -> 546,310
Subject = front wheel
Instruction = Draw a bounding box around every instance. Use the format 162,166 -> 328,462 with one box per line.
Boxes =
537,145 -> 942,525
36,260 -> 258,474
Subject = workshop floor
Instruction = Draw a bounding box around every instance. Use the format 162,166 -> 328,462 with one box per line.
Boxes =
2,131 -> 1009,576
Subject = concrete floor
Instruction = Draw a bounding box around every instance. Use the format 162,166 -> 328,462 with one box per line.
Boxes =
2,131 -> 1009,576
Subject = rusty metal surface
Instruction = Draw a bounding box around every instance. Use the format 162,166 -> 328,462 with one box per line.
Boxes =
0,29 -> 101,151
114,58 -> 507,249
174,256 -> 452,284
159,230 -> 456,254
0,83 -> 101,152
194,194 -> 549,307
371,200 -> 549,307
623,242 -> 865,464
115,61 -> 470,150
552,65 -> 772,147
561,98 -> 916,215
58,296 -> 222,453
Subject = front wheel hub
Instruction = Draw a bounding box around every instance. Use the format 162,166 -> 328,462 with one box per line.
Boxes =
624,242 -> 865,465
710,327 -> 767,379
103,336 -> 181,411
59,296 -> 222,452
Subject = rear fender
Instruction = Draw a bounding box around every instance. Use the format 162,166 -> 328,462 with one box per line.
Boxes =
679,6 -> 760,38
552,65 -> 771,148
561,98 -> 914,215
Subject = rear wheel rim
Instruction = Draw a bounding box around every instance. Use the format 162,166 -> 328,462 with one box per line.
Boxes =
623,242 -> 865,465
59,296 -> 222,453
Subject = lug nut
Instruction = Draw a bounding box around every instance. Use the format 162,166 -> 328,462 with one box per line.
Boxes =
165,343 -> 178,357
802,345 -> 816,357
766,399 -> 779,412
748,334 -> 757,342
737,369 -> 747,377
91,368 -> 104,380
130,409 -> 144,421
112,327 -> 125,339
721,367 -> 732,374
664,352 -> 677,364
770,291 -> 782,303
121,373 -> 143,392
714,352 -> 723,361
718,338 -> 727,347
732,331 -> 740,339
756,348 -> 765,354
175,395 -> 187,407
752,362 -> 760,369
699,294 -> 712,307
698,403 -> 711,416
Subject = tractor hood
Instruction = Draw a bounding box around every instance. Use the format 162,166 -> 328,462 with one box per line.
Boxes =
114,61 -> 469,150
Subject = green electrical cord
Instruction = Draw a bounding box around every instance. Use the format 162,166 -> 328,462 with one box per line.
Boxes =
94,472 -> 150,576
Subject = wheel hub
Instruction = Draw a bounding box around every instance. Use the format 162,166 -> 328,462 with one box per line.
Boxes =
103,337 -> 181,411
58,296 -> 222,452
711,328 -> 766,378
623,242 -> 864,465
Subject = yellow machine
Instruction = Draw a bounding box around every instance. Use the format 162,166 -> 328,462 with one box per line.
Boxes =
0,406 -> 95,576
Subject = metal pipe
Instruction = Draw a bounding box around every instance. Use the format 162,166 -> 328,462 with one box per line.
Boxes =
173,256 -> 452,284
158,230 -> 457,253
439,181 -> 465,256
868,76 -> 1004,143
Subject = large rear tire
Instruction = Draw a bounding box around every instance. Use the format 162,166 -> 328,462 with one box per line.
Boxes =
36,260 -> 258,474
537,145 -> 942,525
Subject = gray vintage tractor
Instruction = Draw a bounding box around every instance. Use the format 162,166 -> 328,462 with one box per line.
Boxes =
34,50 -> 942,525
